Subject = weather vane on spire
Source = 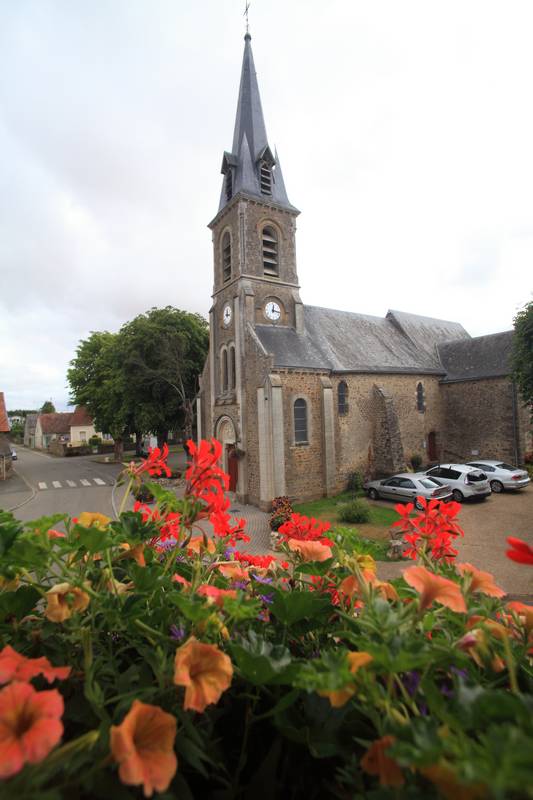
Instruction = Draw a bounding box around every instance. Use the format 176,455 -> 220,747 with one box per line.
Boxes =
244,1 -> 251,35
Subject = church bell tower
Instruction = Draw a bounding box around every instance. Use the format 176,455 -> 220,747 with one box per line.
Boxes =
200,32 -> 302,500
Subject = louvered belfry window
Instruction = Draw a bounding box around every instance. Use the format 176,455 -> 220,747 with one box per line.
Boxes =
294,399 -> 308,444
416,382 -> 425,412
229,345 -> 236,390
338,381 -> 348,415
222,232 -> 231,282
225,169 -> 233,202
260,161 -> 272,194
222,349 -> 229,392
262,226 -> 278,276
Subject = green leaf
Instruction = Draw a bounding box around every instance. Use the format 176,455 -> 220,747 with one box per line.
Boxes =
0,511 -> 24,556
0,586 -> 41,621
293,558 -> 335,576
230,632 -> 292,685
76,527 -> 108,554
270,589 -> 331,625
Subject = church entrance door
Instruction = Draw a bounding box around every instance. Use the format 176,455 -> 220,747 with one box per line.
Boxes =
427,431 -> 437,462
227,446 -> 238,492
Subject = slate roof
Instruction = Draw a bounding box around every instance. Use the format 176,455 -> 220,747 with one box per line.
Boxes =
0,393 -> 10,433
255,306 -> 470,373
438,330 -> 514,382
70,406 -> 93,426
216,34 -> 296,215
39,412 -> 73,434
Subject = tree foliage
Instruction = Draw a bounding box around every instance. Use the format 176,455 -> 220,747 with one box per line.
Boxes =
512,300 -> 533,414
40,401 -> 56,414
67,308 -> 208,457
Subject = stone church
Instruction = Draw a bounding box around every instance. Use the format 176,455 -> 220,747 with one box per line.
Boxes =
198,34 -> 531,509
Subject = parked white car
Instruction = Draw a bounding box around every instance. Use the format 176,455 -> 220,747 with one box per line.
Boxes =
466,460 -> 530,493
364,472 -> 453,509
424,464 -> 491,503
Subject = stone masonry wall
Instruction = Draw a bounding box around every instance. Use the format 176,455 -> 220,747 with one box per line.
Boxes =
441,377 -> 530,464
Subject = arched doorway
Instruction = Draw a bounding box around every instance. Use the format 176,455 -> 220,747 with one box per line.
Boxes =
215,416 -> 238,492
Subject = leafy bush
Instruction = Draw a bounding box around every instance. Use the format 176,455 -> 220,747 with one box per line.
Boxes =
270,495 -> 293,530
0,441 -> 531,798
410,453 -> 423,471
346,470 -> 364,494
338,498 -> 371,523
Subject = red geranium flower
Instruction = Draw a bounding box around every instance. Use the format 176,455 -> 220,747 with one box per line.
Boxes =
506,537 -> 533,565
127,445 -> 171,479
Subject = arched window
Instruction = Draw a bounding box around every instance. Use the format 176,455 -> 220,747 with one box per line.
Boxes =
416,382 -> 425,413
294,399 -> 308,444
338,381 -> 348,415
229,345 -> 236,390
260,161 -> 272,195
262,226 -> 278,276
221,348 -> 228,393
222,232 -> 231,282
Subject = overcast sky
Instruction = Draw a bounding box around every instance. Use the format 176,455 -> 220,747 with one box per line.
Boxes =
1,0 -> 532,412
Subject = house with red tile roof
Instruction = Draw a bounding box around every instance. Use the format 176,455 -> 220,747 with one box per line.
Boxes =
34,412 -> 73,450
0,392 -> 14,480
69,406 -> 103,445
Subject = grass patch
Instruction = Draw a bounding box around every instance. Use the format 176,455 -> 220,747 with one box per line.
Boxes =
331,527 -> 390,561
293,492 -> 399,529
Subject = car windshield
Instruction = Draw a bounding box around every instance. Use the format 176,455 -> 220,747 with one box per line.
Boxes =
418,478 -> 441,488
496,463 -> 518,471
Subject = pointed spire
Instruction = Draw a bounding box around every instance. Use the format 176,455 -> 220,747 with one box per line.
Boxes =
217,34 -> 296,214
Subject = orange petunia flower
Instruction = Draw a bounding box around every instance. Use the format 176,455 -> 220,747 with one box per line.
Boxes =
172,574 -> 192,589
361,735 -> 404,787
45,583 -> 91,623
110,700 -> 177,797
457,628 -> 506,672
457,563 -> 505,598
120,542 -> 146,567
466,615 -> 509,640
507,601 -> 533,635
46,529 -> 66,539
420,763 -> 487,799
197,585 -> 237,607
187,536 -> 216,556
217,563 -> 249,581
0,645 -> 70,685
318,651 -> 373,707
0,681 -> 64,779
174,637 -> 233,713
403,566 -> 466,613
76,512 -> 111,530
287,539 -> 332,562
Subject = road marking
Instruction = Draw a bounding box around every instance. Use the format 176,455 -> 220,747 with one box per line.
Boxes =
93,478 -> 105,486
52,481 -> 62,489
80,479 -> 91,486
38,482 -> 47,490
66,480 -> 76,487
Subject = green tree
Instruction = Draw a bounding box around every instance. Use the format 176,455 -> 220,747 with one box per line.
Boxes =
67,332 -> 131,461
119,307 -> 208,444
40,400 -> 56,414
512,300 -> 533,418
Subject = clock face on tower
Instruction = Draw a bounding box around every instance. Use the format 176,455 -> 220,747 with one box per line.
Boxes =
264,301 -> 281,322
222,304 -> 232,327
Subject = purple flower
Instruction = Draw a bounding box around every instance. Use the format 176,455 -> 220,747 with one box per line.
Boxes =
252,573 -> 273,585
170,624 -> 186,642
224,547 -> 235,559
259,593 -> 274,605
232,580 -> 249,590
403,671 -> 421,696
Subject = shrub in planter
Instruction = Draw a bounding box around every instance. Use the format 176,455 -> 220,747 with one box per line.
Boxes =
338,497 -> 371,523
0,440 -> 532,798
269,495 -> 293,530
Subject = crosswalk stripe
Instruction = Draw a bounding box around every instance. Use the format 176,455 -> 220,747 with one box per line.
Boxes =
80,479 -> 91,486
52,481 -> 62,489
66,480 -> 76,487
38,482 -> 47,490
93,478 -> 105,486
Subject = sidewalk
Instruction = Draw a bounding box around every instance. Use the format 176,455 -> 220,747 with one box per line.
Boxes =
0,470 -> 34,512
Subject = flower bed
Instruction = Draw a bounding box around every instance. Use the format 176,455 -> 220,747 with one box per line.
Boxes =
0,441 -> 532,797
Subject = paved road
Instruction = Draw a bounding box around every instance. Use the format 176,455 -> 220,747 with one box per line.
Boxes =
0,447 -> 122,523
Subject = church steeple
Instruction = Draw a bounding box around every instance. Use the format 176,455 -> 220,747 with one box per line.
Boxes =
218,34 -> 295,213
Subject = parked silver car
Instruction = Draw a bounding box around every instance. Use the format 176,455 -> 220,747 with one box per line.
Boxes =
466,460 -> 530,493
424,464 -> 491,502
364,472 -> 453,509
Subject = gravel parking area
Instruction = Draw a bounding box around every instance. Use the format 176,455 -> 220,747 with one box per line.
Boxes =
379,487 -> 533,598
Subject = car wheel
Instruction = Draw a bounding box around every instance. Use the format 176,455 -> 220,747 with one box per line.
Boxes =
368,488 -> 379,501
414,498 -> 424,510
490,480 -> 504,493
452,489 -> 464,503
